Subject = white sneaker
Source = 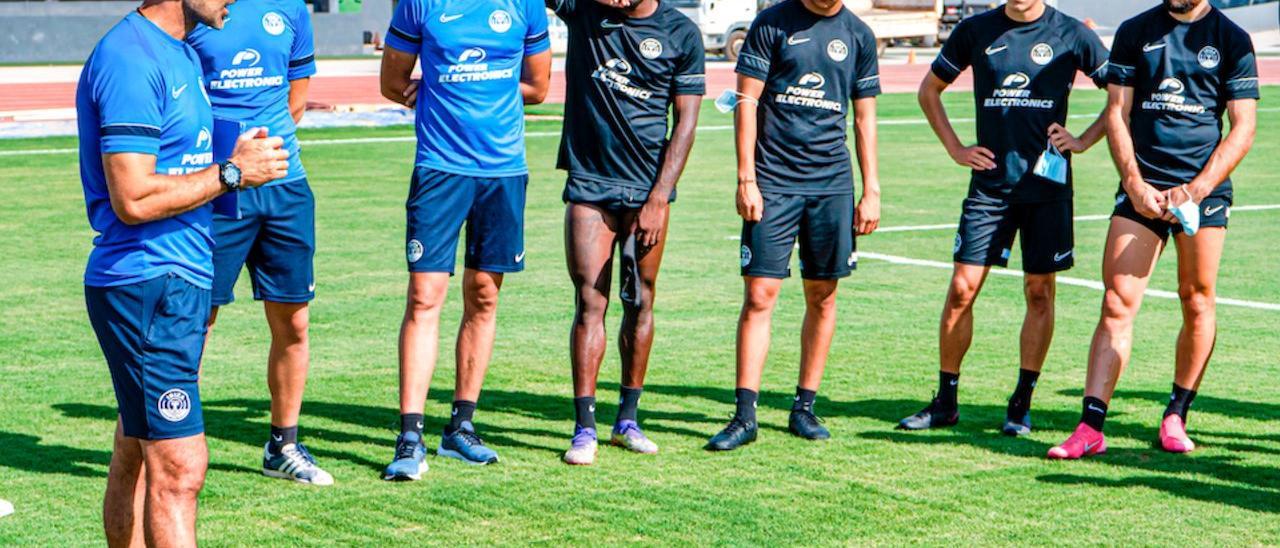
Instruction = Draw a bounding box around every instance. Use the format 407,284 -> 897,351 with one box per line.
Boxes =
262,442 -> 335,486
563,427 -> 598,465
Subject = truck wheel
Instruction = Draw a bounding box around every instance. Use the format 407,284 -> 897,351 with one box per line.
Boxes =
725,29 -> 747,62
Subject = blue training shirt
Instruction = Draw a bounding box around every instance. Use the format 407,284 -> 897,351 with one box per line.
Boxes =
76,12 -> 216,289
386,0 -> 551,177
188,0 -> 316,185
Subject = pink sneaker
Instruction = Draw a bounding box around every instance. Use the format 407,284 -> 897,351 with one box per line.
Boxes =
1047,422 -> 1107,460
1159,414 -> 1196,453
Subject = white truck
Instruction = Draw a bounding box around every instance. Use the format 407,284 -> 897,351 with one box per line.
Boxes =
674,0 -> 943,61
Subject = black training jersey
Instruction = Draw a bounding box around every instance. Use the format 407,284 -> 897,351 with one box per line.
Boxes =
932,6 -> 1108,203
1108,5 -> 1258,198
736,1 -> 881,196
549,0 -> 705,190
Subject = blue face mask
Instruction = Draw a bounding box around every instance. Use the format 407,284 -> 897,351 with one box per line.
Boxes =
714,89 -> 758,114
1033,140 -> 1068,185
1168,187 -> 1200,236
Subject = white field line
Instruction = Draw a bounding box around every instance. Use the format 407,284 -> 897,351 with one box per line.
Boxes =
881,204 -> 1280,233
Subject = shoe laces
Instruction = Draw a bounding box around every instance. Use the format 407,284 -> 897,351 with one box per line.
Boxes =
794,409 -> 825,424
394,436 -> 419,460
281,444 -> 319,471
572,428 -> 597,446
723,416 -> 751,437
455,429 -> 485,448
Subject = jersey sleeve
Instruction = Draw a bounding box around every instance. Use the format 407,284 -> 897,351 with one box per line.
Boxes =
288,1 -> 317,80
735,16 -> 778,82
1221,29 -> 1259,101
852,23 -> 881,98
385,0 -> 424,55
931,19 -> 971,83
524,0 -> 552,55
673,26 -> 707,96
1106,20 -> 1139,87
93,51 -> 165,156
1074,23 -> 1109,89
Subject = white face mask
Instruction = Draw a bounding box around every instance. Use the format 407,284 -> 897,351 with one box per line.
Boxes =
714,89 -> 759,114
1169,188 -> 1200,236
1032,140 -> 1068,185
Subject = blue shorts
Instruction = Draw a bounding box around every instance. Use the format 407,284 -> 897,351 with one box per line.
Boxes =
86,274 -> 209,440
211,180 -> 315,306
740,192 -> 857,280
406,166 -> 527,274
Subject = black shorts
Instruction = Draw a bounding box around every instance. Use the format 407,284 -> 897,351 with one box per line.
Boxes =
740,192 -> 856,280
1112,191 -> 1231,242
954,196 -> 1073,274
563,177 -> 676,211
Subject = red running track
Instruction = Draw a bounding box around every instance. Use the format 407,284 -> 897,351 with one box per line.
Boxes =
3,58 -> 1278,114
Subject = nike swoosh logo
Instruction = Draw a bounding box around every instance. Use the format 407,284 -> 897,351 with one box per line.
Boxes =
515,251 -> 526,262
601,20 -> 624,29
171,84 -> 188,99
1083,441 -> 1097,452
308,282 -> 316,292
416,421 -> 424,429
787,36 -> 810,46
985,45 -> 1008,55
1087,404 -> 1105,413
439,13 -> 463,23
1054,251 -> 1073,262
271,435 -> 282,443
1204,205 -> 1225,216
1143,42 -> 1166,52
949,379 -> 958,386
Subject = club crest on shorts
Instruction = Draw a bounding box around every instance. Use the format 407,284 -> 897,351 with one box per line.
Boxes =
1197,46 -> 1220,69
489,10 -> 512,33
262,12 -> 285,36
847,251 -> 858,267
157,389 -> 192,422
1030,43 -> 1053,65
639,38 -> 663,60
827,39 -> 849,62
407,239 -> 424,263
740,245 -> 752,267
953,234 -> 962,254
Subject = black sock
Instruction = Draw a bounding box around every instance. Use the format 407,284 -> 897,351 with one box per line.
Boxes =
400,413 -> 425,436
269,424 -> 298,453
938,371 -> 960,412
734,388 -> 758,424
448,400 -> 476,432
1165,383 -> 1197,421
617,386 -> 642,423
792,387 -> 816,413
1007,369 -> 1041,418
574,396 -> 597,430
1082,397 -> 1108,432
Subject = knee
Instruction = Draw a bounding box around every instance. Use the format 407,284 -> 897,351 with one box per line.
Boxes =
1179,284 -> 1216,320
574,290 -> 610,325
804,287 -> 838,315
743,284 -> 780,315
1024,279 -> 1055,315
464,279 -> 501,316
148,459 -> 205,502
944,279 -> 980,313
405,279 -> 447,318
1100,289 -> 1138,330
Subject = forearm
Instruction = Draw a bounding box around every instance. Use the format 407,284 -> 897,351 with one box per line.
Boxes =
1105,111 -> 1144,194
919,89 -> 963,154
520,81 -> 547,104
734,104 -> 758,182
853,99 -> 879,196
1079,111 -> 1107,150
288,78 -> 310,123
652,115 -> 697,201
110,166 -> 225,224
1188,122 -> 1255,197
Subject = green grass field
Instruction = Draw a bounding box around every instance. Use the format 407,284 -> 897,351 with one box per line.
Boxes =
1,88 -> 1278,545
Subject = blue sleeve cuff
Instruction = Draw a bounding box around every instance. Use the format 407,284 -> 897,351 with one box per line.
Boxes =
101,135 -> 160,156
1106,63 -> 1135,87
525,35 -> 551,56
386,26 -> 422,54
288,59 -> 317,81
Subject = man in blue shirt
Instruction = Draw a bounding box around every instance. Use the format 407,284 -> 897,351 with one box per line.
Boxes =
379,0 -> 552,479
1050,0 -> 1258,460
77,0 -> 287,544
187,0 -> 332,486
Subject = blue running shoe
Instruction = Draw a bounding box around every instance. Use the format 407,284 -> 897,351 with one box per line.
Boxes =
382,431 -> 428,481
263,442 -> 334,485
1002,411 -> 1032,437
438,421 -> 499,465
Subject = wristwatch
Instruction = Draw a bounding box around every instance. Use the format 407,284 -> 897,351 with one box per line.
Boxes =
218,160 -> 242,192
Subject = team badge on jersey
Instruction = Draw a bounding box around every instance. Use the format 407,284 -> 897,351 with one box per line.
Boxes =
489,10 -> 512,33
827,39 -> 848,62
158,389 -> 192,422
1030,43 -> 1053,65
262,12 -> 285,36
639,38 -> 663,60
1197,46 -> 1220,69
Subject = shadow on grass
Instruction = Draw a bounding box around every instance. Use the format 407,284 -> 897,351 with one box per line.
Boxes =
0,432 -> 110,477
1056,388 -> 1280,421
1038,474 -> 1280,514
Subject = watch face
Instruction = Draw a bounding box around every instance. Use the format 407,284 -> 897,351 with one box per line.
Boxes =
224,163 -> 241,185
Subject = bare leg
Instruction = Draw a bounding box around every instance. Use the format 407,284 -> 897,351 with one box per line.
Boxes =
103,419 -> 145,548
140,434 -> 208,548
939,264 -> 990,374
736,276 -> 784,392
263,301 -> 309,428
1019,273 -> 1057,373
1172,227 -> 1226,391
453,269 -> 504,402
618,209 -> 670,389
1084,217 -> 1165,402
565,204 -> 620,398
797,279 -> 839,391
399,272 -> 450,415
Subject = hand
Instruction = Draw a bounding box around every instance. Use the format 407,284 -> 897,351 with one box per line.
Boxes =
736,179 -> 763,222
228,127 -> 288,187
1048,122 -> 1086,153
948,144 -> 997,171
1160,185 -> 1196,223
854,192 -> 880,236
633,197 -> 669,249
401,79 -> 421,108
1125,182 -> 1166,220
